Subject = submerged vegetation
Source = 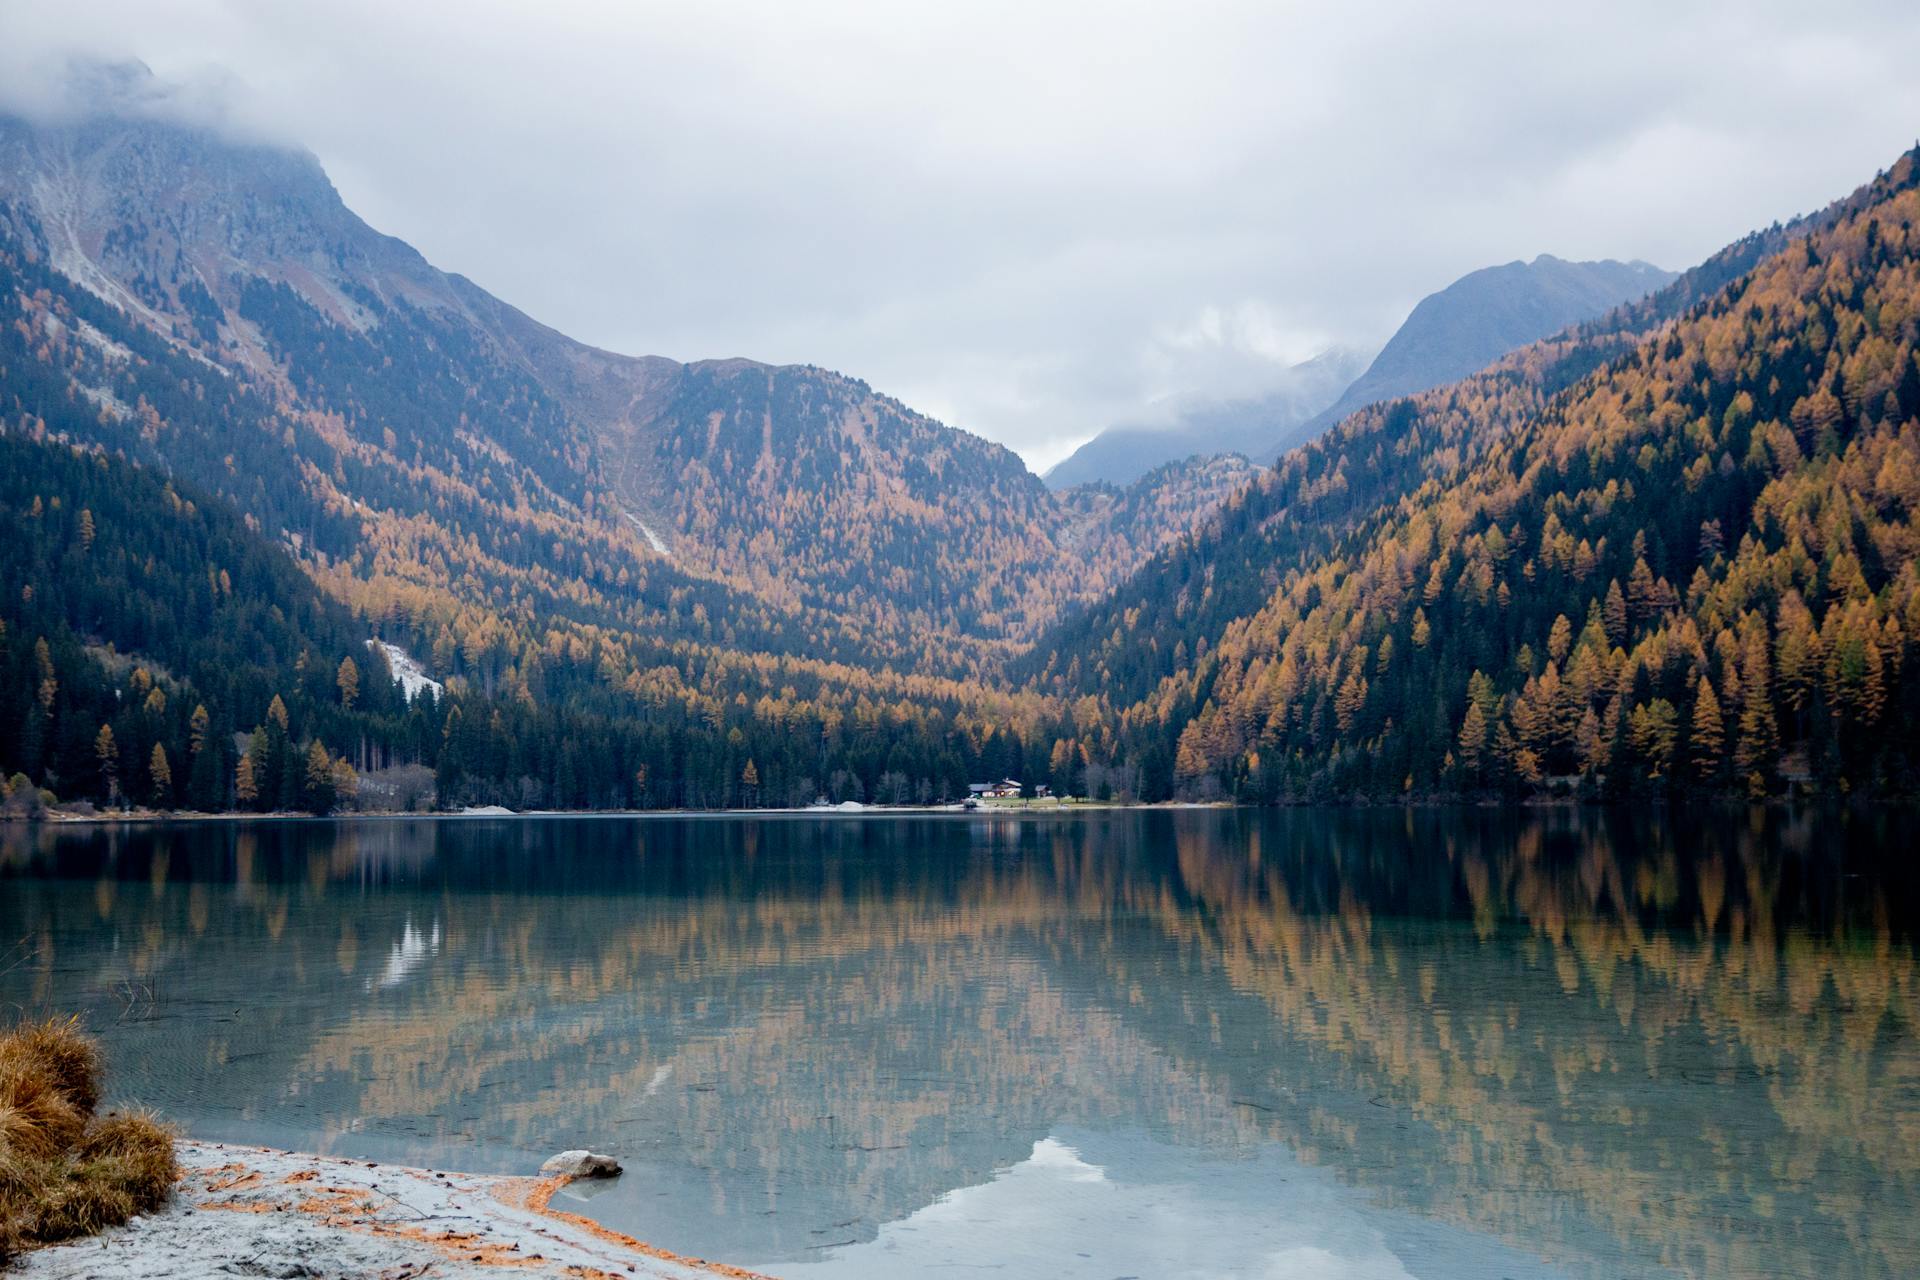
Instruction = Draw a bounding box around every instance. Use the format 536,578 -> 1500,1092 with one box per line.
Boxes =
0,1017 -> 175,1263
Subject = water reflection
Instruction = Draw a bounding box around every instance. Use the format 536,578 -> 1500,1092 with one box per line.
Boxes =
1,810 -> 1916,1278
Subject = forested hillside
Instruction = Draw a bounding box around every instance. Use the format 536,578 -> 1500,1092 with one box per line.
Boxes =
0,261 -> 1107,814
0,431 -> 421,812
0,431 -> 1114,813
594,357 -> 1252,665
1024,159 -> 1898,708
1027,149 -> 1920,800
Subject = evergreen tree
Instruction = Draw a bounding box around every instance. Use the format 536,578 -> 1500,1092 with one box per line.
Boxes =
149,743 -> 172,808
94,725 -> 119,804
303,741 -> 336,815
337,656 -> 360,710
1690,681 -> 1725,784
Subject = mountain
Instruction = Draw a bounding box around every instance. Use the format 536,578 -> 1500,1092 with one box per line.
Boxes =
1264,255 -> 1676,459
0,65 -> 1272,813
0,66 -> 1246,686
1045,256 -> 1673,493
1023,148 -> 1920,801
1024,239 -> 1804,716
583,355 -> 1256,663
1042,347 -> 1367,490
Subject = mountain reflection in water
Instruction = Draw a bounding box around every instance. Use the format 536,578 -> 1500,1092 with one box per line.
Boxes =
1,809 -> 1915,1279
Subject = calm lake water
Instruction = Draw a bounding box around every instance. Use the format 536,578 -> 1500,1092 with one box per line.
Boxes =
2,809 -> 1916,1278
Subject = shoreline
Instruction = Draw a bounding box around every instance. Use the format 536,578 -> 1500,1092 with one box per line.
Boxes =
17,1138 -> 771,1280
11,794 -> 1899,827
14,799 -> 1235,825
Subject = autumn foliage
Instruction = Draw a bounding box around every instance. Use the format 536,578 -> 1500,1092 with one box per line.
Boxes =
1044,149 -> 1920,800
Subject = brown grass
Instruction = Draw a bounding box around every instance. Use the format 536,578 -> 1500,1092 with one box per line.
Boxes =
0,1017 -> 176,1264
0,1017 -> 103,1115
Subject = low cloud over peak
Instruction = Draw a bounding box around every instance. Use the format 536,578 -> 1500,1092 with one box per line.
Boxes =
0,52 -> 293,150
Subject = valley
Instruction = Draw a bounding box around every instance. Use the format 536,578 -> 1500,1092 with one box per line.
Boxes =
2,69 -> 1918,812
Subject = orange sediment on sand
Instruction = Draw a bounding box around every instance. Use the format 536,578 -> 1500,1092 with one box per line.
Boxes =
205,1167 -> 264,1192
511,1175 -> 779,1279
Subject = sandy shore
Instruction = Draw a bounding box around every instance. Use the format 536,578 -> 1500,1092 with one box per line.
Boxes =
17,1139 -> 771,1280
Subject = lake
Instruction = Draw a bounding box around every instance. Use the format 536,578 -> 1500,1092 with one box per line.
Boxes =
2,808 -> 1916,1278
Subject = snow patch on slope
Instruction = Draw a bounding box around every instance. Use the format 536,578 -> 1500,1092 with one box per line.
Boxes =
369,639 -> 443,702
624,511 -> 672,558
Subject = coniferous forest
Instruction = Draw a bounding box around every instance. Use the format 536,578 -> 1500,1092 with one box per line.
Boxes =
0,431 -> 1085,812
4,102 -> 1920,812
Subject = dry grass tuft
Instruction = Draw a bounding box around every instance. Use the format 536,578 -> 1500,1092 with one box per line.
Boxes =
0,1019 -> 175,1264
78,1109 -> 178,1209
0,1017 -> 104,1114
0,1060 -> 86,1161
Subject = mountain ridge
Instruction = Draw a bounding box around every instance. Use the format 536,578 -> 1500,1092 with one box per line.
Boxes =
1044,256 -> 1674,493
0,77 -> 1251,681
1263,253 -> 1676,458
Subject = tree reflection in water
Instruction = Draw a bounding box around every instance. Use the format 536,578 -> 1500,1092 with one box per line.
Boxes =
1,808 -> 1915,1278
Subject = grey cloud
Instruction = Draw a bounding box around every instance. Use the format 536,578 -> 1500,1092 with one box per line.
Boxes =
5,0 -> 1919,472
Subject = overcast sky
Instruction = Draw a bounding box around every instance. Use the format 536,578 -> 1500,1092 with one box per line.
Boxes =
6,2 -> 1920,472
